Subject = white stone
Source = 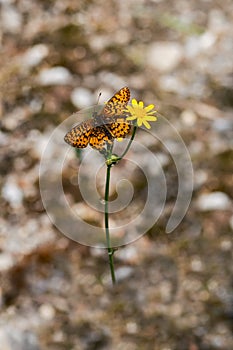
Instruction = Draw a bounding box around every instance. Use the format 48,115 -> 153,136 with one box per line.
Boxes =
158,75 -> 184,94
2,176 -> 23,208
39,303 -> 56,320
0,327 -> 40,350
181,109 -> 197,127
117,246 -> 138,262
185,32 -> 216,58
220,240 -> 232,251
0,131 -> 8,146
23,44 -> 49,68
212,118 -> 233,132
0,253 -> 14,271
196,192 -> 231,211
194,170 -> 208,189
70,87 -> 94,108
37,66 -> 72,85
1,4 -> 22,33
191,257 -> 203,272
147,42 -> 183,72
115,266 -> 133,281
199,31 -> 216,50
126,322 -> 138,334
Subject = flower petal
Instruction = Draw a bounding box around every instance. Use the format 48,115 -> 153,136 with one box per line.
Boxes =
138,101 -> 144,108
132,99 -> 138,107
143,120 -> 151,129
145,104 -> 155,112
145,116 -> 157,121
137,118 -> 143,127
126,115 -> 137,121
126,105 -> 135,114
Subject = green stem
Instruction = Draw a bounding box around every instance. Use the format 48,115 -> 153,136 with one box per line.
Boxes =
118,126 -> 137,160
104,127 -> 137,284
104,163 -> 116,285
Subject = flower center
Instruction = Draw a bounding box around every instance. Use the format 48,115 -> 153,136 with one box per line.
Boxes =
134,108 -> 146,118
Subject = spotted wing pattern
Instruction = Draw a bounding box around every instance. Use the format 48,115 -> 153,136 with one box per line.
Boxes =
64,120 -> 94,148
102,86 -> 130,116
64,87 -> 131,150
89,126 -> 112,150
101,86 -> 131,140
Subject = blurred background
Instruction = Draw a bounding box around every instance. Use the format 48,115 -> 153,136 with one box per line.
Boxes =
0,0 -> 232,349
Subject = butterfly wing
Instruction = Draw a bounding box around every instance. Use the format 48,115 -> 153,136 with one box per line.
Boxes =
64,120 -> 94,148
106,119 -> 131,139
102,86 -> 130,117
89,126 -> 113,150
101,86 -> 131,139
64,87 -> 131,150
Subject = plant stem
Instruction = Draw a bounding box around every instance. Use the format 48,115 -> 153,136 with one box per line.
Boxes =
118,126 -> 137,160
104,127 -> 137,284
104,163 -> 116,284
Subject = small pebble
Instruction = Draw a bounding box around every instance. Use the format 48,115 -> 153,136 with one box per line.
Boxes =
0,253 -> 14,271
39,303 -> 56,321
126,322 -> 138,334
191,257 -> 204,272
2,176 -> 24,208
147,42 -> 183,72
196,191 -> 231,211
117,246 -> 138,263
37,66 -> 72,85
1,4 -> 22,33
181,109 -> 197,127
70,87 -> 94,108
0,327 -> 40,350
23,44 -> 49,68
212,118 -> 233,133
115,266 -> 134,281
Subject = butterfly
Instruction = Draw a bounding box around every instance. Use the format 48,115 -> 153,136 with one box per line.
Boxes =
64,87 -> 131,151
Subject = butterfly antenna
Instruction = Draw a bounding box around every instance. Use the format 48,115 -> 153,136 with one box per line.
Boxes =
93,92 -> 102,117
97,92 -> 102,105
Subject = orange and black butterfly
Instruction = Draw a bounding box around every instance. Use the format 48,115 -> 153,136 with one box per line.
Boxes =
64,87 -> 131,151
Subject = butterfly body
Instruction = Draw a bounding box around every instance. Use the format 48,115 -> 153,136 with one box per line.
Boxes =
64,87 -> 131,150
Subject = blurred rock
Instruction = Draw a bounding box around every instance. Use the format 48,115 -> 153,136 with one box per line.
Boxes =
147,42 -> 183,72
115,266 -> 134,281
2,107 -> 29,131
0,253 -> 14,271
1,175 -> 24,208
181,109 -> 197,127
158,75 -> 184,94
196,192 -> 231,211
190,256 -> 204,272
39,303 -> 56,321
126,322 -> 138,334
185,31 -> 216,58
22,45 -> 49,68
0,131 -> 8,146
212,118 -> 233,133
70,87 -> 94,108
208,9 -> 229,33
1,4 -> 22,33
0,327 -> 40,350
37,67 -> 72,86
117,246 -> 139,264
194,169 -> 208,189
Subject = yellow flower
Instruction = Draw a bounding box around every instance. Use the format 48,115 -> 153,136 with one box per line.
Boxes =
126,99 -> 157,129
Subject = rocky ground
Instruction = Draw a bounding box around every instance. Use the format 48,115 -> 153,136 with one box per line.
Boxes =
0,0 -> 233,349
